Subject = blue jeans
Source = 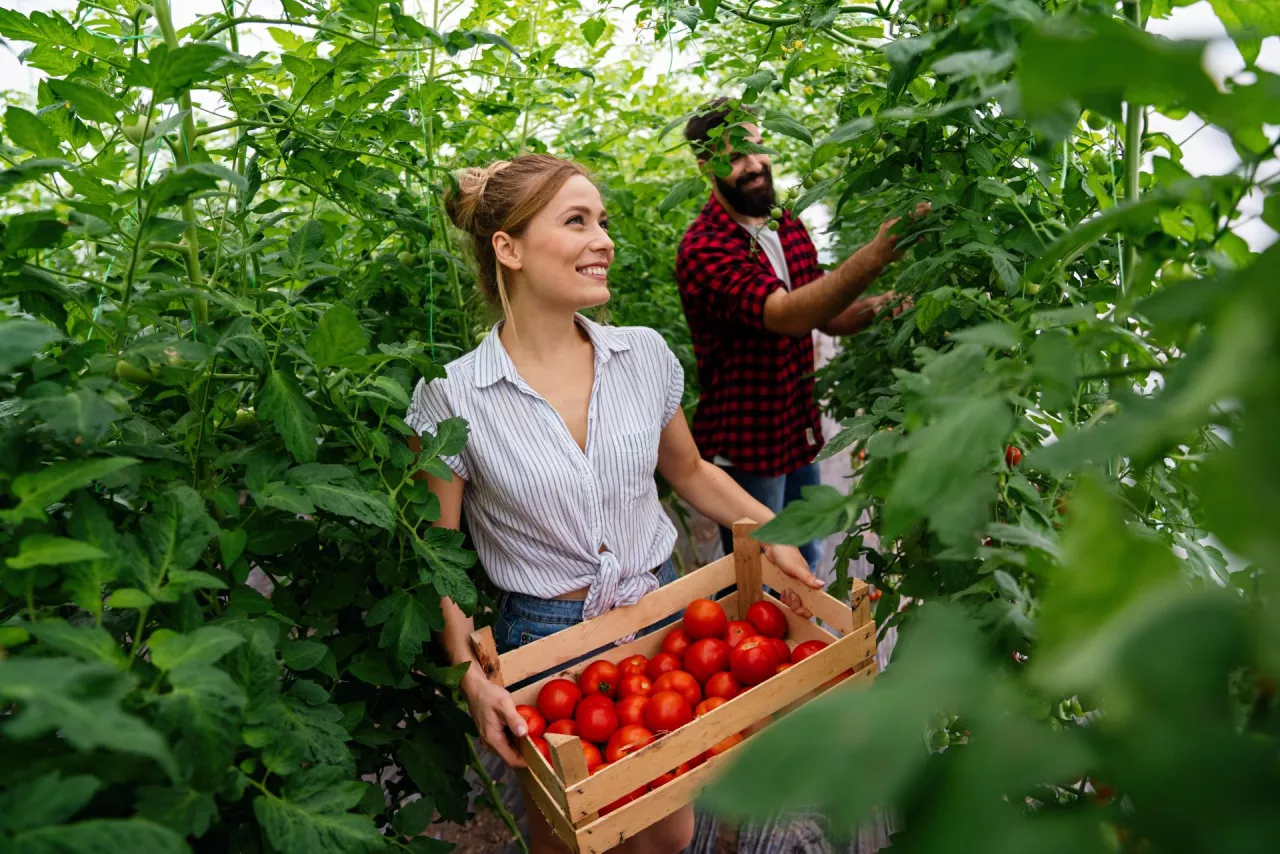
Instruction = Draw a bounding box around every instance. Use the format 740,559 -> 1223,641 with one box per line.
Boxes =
717,461 -> 822,570
493,557 -> 679,668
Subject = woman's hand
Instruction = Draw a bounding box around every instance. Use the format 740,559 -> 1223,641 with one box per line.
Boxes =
461,666 -> 529,769
763,544 -> 824,619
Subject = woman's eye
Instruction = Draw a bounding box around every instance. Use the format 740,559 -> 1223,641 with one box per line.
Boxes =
599,220 -> 610,231
567,214 -> 584,225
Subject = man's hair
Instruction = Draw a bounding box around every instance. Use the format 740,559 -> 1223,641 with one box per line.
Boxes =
683,97 -> 758,160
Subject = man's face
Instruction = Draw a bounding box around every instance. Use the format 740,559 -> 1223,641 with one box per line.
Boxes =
706,123 -> 775,218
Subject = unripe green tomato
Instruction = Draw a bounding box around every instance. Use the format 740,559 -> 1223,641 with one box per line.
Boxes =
121,114 -> 158,146
1084,111 -> 1108,131
114,359 -> 154,385
474,329 -> 489,345
1025,283 -> 1041,295
927,0 -> 947,14
767,220 -> 780,231
232,408 -> 257,428
770,206 -> 783,220
871,138 -> 887,154
802,174 -> 817,189
397,251 -> 415,266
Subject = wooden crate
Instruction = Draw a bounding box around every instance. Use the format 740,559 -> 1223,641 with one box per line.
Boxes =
468,520 -> 878,854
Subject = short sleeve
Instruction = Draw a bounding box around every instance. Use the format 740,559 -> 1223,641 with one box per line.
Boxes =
660,342 -> 685,426
404,376 -> 470,480
677,236 -> 784,331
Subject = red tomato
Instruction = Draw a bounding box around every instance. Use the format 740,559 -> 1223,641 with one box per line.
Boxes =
536,679 -> 581,722
619,654 -> 649,677
645,651 -> 681,680
745,600 -> 787,639
704,671 -> 742,701
776,663 -> 793,674
581,741 -> 604,773
1005,445 -> 1023,467
688,751 -> 707,768
515,705 -> 546,739
530,736 -> 551,763
683,637 -> 730,685
661,627 -> 692,659
644,690 -> 694,733
605,724 -> 655,763
695,696 -> 728,717
856,447 -> 867,462
682,598 -> 728,640
725,620 -> 754,648
731,636 -> 782,685
649,761 -> 691,790
617,673 -> 652,699
615,694 -> 649,727
601,785 -> 647,815
574,694 -> 619,744
579,659 -> 621,699
706,732 -> 744,757
546,719 -> 577,737
869,586 -> 882,601
652,670 -> 702,708
791,639 -> 828,664
767,637 -> 791,664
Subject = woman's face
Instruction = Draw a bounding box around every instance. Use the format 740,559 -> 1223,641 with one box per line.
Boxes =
499,174 -> 615,311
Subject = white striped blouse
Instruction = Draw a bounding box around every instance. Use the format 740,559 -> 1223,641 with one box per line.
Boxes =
404,315 -> 684,620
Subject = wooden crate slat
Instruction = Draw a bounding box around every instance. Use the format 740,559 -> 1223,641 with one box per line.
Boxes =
515,763 -> 580,850
759,557 -> 869,637
563,622 -> 876,820
732,519 -> 763,612
508,629 -> 668,707
574,724 -> 755,853
519,736 -> 569,812
500,554 -> 738,685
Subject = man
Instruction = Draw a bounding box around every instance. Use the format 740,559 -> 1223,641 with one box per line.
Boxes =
675,98 -> 928,567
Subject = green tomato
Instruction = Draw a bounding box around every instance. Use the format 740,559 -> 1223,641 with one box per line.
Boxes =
770,206 -> 783,220
232,408 -> 258,428
121,114 -> 158,146
114,359 -> 154,385
767,220 -> 780,231
802,174 -> 817,189
871,138 -> 887,154
927,0 -> 947,14
397,251 -> 416,267
1025,283 -> 1041,295
1084,111 -> 1109,131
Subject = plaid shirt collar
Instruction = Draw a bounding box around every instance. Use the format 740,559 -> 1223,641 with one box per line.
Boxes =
473,314 -> 630,389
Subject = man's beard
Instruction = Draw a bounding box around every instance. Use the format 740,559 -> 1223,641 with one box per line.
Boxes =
715,166 -> 776,218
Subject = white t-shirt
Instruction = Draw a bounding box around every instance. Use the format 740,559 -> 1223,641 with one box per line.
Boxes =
739,222 -> 792,290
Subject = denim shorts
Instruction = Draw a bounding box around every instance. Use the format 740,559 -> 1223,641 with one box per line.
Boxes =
493,556 -> 679,666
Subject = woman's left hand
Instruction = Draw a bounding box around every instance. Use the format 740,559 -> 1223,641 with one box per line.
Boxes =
763,544 -> 824,619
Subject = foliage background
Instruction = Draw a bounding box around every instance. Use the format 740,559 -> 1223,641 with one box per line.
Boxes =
2,1 -> 1279,853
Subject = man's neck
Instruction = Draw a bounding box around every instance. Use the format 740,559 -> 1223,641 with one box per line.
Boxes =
712,185 -> 767,229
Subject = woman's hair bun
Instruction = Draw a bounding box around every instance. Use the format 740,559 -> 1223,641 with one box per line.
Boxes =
444,160 -> 511,233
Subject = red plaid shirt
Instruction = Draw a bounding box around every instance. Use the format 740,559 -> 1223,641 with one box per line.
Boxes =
675,195 -> 824,476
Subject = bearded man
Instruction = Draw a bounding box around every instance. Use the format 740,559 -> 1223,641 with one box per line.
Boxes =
675,98 -> 928,567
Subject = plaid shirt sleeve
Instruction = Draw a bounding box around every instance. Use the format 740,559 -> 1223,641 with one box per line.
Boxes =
786,216 -> 823,288
675,229 -> 786,331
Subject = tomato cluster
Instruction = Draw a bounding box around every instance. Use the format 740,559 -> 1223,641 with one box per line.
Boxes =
514,597 -> 836,815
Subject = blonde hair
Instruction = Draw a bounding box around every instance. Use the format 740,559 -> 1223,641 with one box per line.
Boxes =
444,154 -> 593,323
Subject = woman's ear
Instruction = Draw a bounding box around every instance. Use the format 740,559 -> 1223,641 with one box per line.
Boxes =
492,231 -> 522,272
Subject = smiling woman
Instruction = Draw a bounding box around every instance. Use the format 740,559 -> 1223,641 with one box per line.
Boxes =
403,154 -> 824,853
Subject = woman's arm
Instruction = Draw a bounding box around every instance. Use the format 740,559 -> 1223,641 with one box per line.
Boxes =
655,414 -> 824,616
408,434 -> 527,767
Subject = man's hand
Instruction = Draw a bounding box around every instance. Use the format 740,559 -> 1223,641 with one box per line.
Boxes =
868,201 -> 933,266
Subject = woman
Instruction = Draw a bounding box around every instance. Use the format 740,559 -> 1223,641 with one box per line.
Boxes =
406,154 -> 823,854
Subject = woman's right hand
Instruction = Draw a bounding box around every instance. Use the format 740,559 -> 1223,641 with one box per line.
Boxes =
462,666 -> 529,768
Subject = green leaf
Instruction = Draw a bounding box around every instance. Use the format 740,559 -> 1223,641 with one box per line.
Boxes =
815,414 -> 878,463
306,304 -> 369,368
10,819 -> 190,854
4,106 -> 61,157
135,786 -> 218,839
47,78 -> 123,123
259,370 -> 319,463
762,112 -> 813,146
282,639 -> 329,671
254,766 -> 383,854
2,210 -> 67,253
245,681 -> 353,776
791,177 -> 837,217
754,485 -> 858,545
949,322 -> 1021,349
7,534 -> 107,569
813,116 -> 874,151
289,219 -> 328,264
27,619 -> 126,667
659,176 -> 705,216
393,797 -> 436,836
0,658 -> 176,776
365,590 -> 443,671
61,494 -> 120,619
149,627 -> 245,671
154,663 -> 248,785
0,317 -> 60,373
137,486 -> 218,593
0,457 -> 138,524
283,464 -> 394,528
0,771 -> 100,833
26,387 -> 122,446
129,42 -> 249,101
884,396 -> 1012,547
1207,0 -> 1280,66
106,588 -> 154,610
580,17 -> 606,47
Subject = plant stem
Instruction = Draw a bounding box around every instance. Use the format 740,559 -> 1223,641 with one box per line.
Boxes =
1120,0 -> 1145,298
466,735 -> 528,854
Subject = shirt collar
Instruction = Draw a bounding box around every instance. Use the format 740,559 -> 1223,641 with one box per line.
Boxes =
472,314 -> 630,389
